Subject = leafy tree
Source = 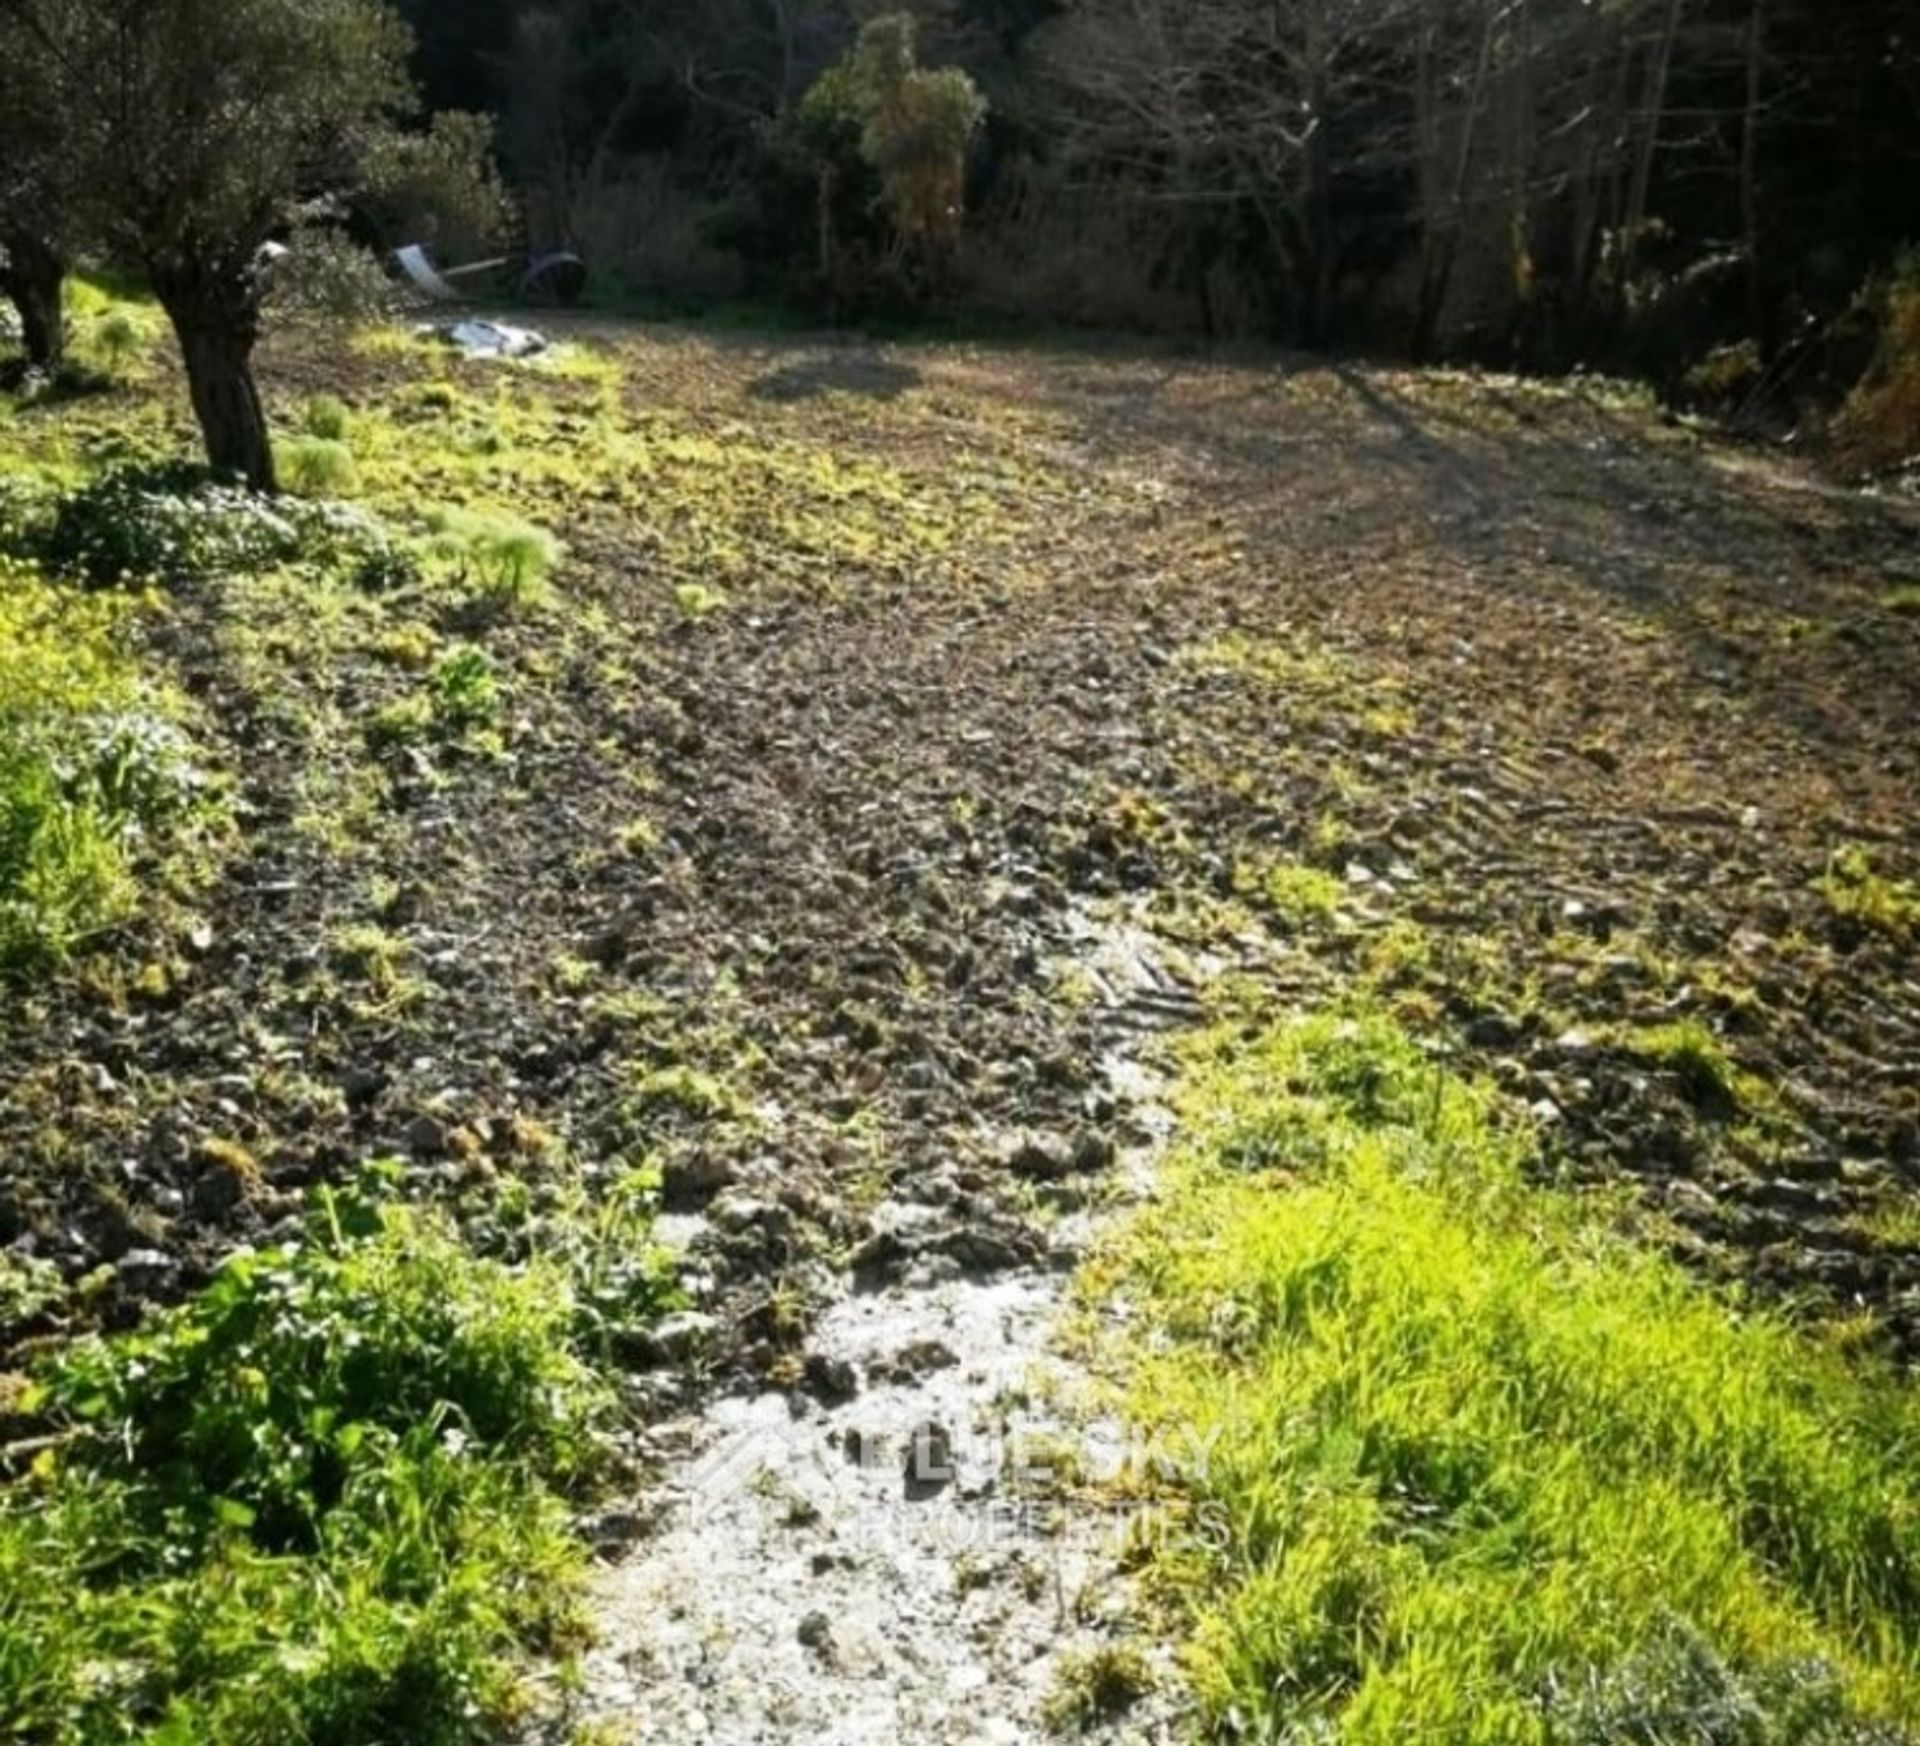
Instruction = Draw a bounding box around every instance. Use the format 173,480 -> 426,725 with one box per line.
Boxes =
846,14 -> 988,271
2,0 -> 417,488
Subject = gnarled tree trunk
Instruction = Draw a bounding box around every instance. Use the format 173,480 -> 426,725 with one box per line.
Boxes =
0,228 -> 66,372
152,264 -> 276,491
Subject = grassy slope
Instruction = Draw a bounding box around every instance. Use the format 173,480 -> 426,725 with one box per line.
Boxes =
1092,1009 -> 1920,1742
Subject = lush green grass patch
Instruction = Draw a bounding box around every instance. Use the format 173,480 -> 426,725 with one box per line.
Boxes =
1,1179 -> 676,1744
1817,846 -> 1920,945
1094,1009 -> 1920,1742
0,557 -> 203,972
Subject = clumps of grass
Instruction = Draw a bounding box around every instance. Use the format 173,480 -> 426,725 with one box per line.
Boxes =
367,646 -> 501,750
423,505 -> 565,618
1884,584 -> 1920,617
0,557 -> 203,972
1625,1017 -> 1759,1115
303,393 -> 353,442
0,1185 -> 610,1744
1233,857 -> 1345,931
1044,1643 -> 1158,1731
1095,1007 -> 1920,1741
1817,845 -> 1920,945
674,580 -> 729,619
281,434 -> 360,499
328,923 -> 422,1013
89,308 -> 151,377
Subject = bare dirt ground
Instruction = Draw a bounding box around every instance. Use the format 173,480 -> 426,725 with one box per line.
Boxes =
4,319 -> 1919,1733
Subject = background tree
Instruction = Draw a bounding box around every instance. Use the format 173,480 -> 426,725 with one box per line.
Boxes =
0,12 -> 68,373
845,14 -> 988,277
2,0 -> 417,488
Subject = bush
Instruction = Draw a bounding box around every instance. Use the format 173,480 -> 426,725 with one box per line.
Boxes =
0,558 -> 201,972
1,1189 -> 607,1744
264,227 -> 398,327
281,434 -> 360,498
33,462 -> 416,591
1838,249 -> 1920,470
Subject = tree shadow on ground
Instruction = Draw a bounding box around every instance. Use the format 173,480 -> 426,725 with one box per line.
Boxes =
747,353 -> 923,404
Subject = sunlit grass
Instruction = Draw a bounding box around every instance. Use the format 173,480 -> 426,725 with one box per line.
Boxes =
1093,1009 -> 1920,1741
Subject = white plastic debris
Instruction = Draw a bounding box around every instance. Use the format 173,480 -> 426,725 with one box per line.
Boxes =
417,319 -> 549,360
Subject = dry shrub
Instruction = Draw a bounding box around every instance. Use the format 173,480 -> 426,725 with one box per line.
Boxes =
556,158 -> 748,305
1837,251 -> 1920,470
964,167 -> 1224,337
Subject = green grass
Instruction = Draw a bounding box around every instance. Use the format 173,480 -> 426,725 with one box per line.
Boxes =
0,1178 -> 677,1744
1092,1009 -> 1920,1742
1623,1017 -> 1763,1115
1235,857 -> 1346,931
1817,846 -> 1920,945
0,556 -> 202,972
281,434 -> 360,499
421,505 -> 565,618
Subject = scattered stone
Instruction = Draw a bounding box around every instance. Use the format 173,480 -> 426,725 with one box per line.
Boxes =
869,1339 -> 959,1385
801,1352 -> 859,1405
797,1611 -> 835,1654
904,1420 -> 955,1498
661,1150 -> 738,1208
642,1311 -> 722,1366
403,1112 -> 450,1158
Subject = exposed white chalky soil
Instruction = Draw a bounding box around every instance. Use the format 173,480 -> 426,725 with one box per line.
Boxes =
562,911 -> 1210,1746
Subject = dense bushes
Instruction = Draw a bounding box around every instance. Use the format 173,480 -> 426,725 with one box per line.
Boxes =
28,462 -> 415,592
1839,252 -> 1920,471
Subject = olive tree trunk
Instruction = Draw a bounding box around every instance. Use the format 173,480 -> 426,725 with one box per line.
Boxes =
152,267 -> 276,491
0,228 -> 66,372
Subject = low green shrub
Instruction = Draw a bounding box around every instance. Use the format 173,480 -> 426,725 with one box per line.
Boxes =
33,462 -> 415,592
0,1187 -> 612,1744
282,435 -> 360,499
367,646 -> 502,750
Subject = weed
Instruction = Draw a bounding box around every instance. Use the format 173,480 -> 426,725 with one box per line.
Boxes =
1817,846 -> 1920,944
674,581 -> 729,619
423,506 -> 564,617
1235,857 -> 1345,931
1626,1018 -> 1756,1114
430,645 -> 501,731
90,309 -> 151,377
303,394 -> 353,442
1092,1007 -> 1920,1741
282,434 -> 360,498
1044,1644 -> 1157,1731
1,1186 -> 613,1743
